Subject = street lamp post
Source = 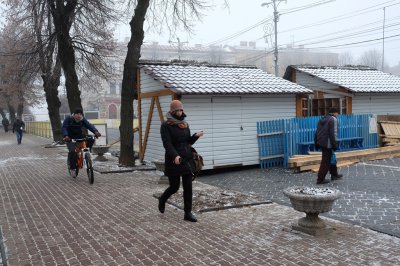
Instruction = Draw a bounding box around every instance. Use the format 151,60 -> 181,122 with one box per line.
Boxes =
262,0 -> 285,77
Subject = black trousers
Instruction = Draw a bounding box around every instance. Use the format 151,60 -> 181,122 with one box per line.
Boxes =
317,147 -> 338,182
160,174 -> 193,213
66,142 -> 78,169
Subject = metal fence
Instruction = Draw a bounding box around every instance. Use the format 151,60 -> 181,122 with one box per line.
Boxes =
25,121 -> 53,139
257,114 -> 379,168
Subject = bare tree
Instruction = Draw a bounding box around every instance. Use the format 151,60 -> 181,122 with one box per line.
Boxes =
358,49 -> 382,69
339,51 -> 354,66
119,0 -> 211,166
0,21 -> 39,123
47,0 -> 120,113
4,0 -> 119,139
3,0 -> 64,140
388,61 -> 400,76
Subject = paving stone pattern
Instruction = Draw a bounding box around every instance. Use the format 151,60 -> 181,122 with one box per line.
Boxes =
198,159 -> 400,238
0,132 -> 400,265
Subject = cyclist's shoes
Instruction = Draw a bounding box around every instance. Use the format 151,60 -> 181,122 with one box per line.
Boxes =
70,171 -> 77,178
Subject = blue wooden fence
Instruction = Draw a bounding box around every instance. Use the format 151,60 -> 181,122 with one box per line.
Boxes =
257,114 -> 379,168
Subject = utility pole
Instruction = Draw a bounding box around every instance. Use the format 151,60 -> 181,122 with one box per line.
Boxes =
273,1 -> 279,77
169,37 -> 188,61
382,7 -> 386,71
262,0 -> 286,77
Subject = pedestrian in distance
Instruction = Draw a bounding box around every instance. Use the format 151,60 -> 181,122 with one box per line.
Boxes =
12,117 -> 25,144
62,108 -> 101,177
158,100 -> 204,222
314,107 -> 343,184
2,117 -> 10,132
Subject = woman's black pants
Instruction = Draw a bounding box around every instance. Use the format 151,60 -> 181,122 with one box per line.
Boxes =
160,174 -> 193,213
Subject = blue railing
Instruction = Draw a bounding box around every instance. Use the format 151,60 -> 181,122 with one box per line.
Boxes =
257,114 -> 379,168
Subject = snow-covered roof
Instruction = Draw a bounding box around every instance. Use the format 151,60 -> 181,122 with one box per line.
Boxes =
140,63 -> 311,95
289,66 -> 400,93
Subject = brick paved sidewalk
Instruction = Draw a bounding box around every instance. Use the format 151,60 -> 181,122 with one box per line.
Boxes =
0,132 -> 400,265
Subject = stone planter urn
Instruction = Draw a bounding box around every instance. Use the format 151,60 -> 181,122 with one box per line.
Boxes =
91,145 -> 110,161
283,186 -> 341,236
153,160 -> 168,184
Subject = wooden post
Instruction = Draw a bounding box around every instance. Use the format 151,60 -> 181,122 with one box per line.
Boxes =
137,68 -> 143,160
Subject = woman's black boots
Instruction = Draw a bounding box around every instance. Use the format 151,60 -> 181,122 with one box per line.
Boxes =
184,212 -> 197,222
158,198 -> 165,213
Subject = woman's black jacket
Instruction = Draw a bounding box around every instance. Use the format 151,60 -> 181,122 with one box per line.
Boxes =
160,121 -> 199,176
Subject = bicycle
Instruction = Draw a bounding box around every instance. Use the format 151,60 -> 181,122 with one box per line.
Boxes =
67,135 -> 95,184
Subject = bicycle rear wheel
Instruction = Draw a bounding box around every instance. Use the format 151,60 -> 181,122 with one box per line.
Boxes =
85,153 -> 94,184
67,156 -> 79,178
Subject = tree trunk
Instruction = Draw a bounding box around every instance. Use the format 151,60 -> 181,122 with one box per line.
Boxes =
119,0 -> 150,166
49,0 -> 82,113
43,74 -> 63,141
8,103 -> 16,124
58,37 -> 82,112
58,36 -> 82,112
17,90 -> 24,118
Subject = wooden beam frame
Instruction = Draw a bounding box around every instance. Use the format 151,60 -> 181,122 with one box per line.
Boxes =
140,97 -> 155,161
141,89 -> 174,98
314,87 -> 354,98
138,77 -> 180,160
139,95 -> 169,161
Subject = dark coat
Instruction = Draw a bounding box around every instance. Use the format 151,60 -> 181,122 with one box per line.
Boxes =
160,121 -> 199,176
2,118 -> 9,126
12,120 -> 25,133
61,116 -> 98,139
314,115 -> 337,149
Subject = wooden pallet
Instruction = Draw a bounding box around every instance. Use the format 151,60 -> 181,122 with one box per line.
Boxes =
289,145 -> 400,172
379,121 -> 400,146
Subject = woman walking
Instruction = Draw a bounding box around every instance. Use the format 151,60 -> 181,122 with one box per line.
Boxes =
158,100 -> 204,222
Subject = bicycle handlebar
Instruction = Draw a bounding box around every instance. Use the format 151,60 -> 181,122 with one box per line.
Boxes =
70,135 -> 96,142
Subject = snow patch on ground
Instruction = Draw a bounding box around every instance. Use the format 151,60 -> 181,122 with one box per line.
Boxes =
0,140 -> 14,146
0,155 -> 64,166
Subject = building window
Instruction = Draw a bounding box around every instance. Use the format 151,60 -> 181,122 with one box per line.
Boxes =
109,81 -> 116,94
297,95 -> 348,117
311,98 -> 342,116
108,104 -> 117,119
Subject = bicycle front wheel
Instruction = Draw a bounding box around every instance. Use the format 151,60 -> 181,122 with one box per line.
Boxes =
84,153 -> 94,184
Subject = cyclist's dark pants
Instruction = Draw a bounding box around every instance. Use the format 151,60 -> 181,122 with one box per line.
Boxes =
67,142 -> 78,170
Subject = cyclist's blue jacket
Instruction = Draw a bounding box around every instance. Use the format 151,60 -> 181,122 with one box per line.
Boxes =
62,116 -> 98,139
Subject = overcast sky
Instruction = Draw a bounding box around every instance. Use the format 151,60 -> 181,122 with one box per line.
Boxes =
115,0 -> 400,67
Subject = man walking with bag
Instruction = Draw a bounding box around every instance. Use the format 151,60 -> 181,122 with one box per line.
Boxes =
314,107 -> 343,184
12,117 -> 25,144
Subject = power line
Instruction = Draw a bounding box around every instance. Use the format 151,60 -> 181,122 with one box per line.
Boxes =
291,16 -> 400,45
305,33 -> 400,49
205,0 -> 399,48
206,16 -> 273,47
206,0 -> 338,48
295,22 -> 400,47
279,0 -> 400,35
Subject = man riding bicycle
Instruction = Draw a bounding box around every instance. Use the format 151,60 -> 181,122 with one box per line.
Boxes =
62,108 -> 101,177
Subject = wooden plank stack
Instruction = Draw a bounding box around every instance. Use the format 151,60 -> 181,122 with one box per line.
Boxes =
288,145 -> 400,172
379,121 -> 400,146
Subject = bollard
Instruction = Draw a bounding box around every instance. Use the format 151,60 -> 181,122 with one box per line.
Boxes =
0,226 -> 8,266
